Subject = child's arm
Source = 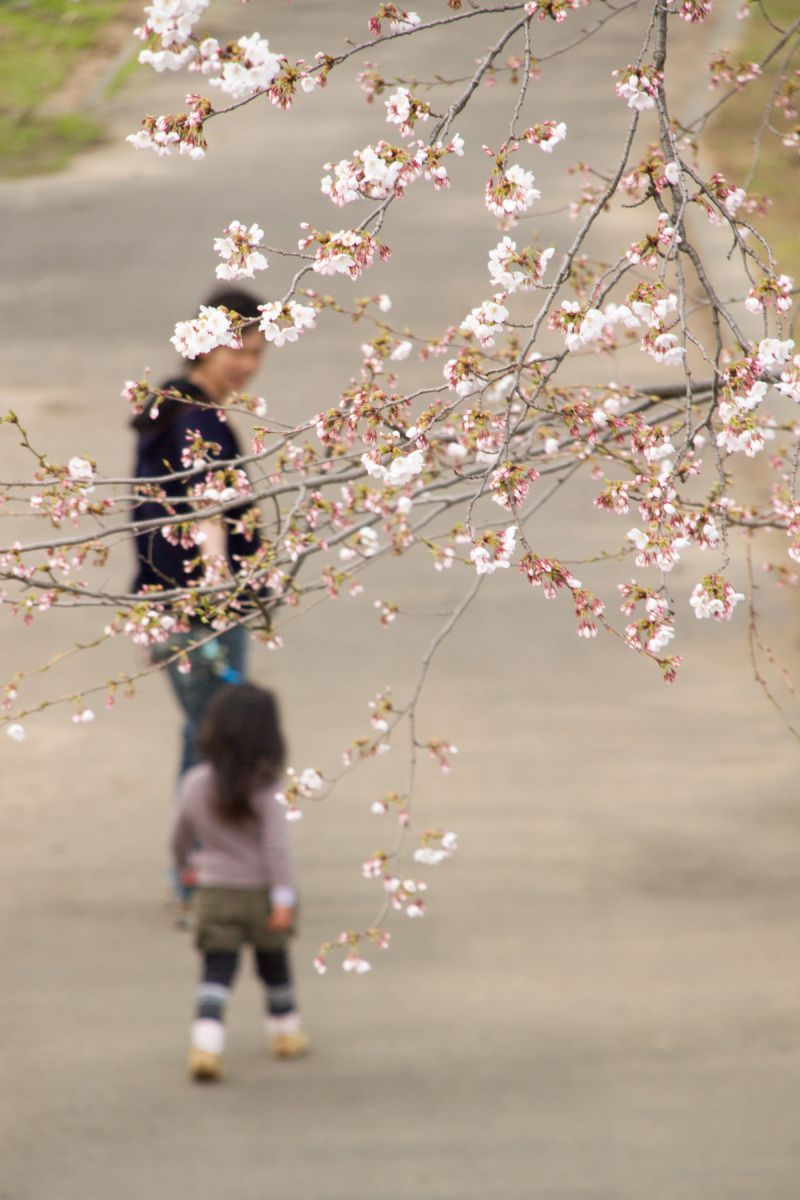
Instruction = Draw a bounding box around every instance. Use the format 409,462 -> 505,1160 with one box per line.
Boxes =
259,782 -> 298,923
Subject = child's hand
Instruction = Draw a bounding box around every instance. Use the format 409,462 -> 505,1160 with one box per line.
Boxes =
267,906 -> 294,932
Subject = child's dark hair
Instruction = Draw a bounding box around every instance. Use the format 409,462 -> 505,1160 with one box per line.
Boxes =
197,683 -> 286,822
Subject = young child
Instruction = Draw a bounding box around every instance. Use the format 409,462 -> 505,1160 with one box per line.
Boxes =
170,683 -> 309,1081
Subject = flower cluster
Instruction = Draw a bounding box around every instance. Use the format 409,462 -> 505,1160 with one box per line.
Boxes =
621,149 -> 681,198
490,462 -> 540,511
709,50 -> 761,91
127,94 -> 212,158
668,0 -> 713,22
321,134 -> 464,208
626,213 -> 681,268
257,300 -> 316,347
484,157 -> 541,218
714,352 -> 780,457
299,225 -> 390,280
206,33 -> 285,103
414,134 -> 465,190
369,5 -> 421,35
689,575 -> 745,621
619,583 -> 675,655
315,928 -> 392,976
171,305 -> 242,358
470,526 -> 517,575
488,238 -> 554,293
695,172 -> 746,224
460,296 -> 509,347
443,351 -> 486,397
385,87 -> 431,137
613,64 -> 664,111
321,141 -> 417,204
134,0 -> 208,71
384,876 -> 428,917
362,449 -> 425,487
275,766 -> 324,821
413,830 -> 458,866
745,274 -> 794,315
518,554 -> 605,636
524,0 -> 588,20
521,120 -> 567,152
214,220 -> 268,280
549,296 -> 650,354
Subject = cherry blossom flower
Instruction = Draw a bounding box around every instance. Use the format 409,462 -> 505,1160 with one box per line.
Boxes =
7,723 -> 26,742
490,462 -> 540,510
369,5 -> 421,34
322,141 -> 418,204
525,0 -> 588,20
385,87 -> 430,137
689,575 -> 745,620
172,305 -> 241,358
214,221 -> 268,280
258,300 -> 316,347
484,161 -> 541,218
626,526 -> 689,571
641,330 -> 686,367
470,526 -> 517,574
390,340 -> 413,362
342,952 -> 372,973
207,33 -> 284,102
775,356 -> 800,403
361,449 -> 425,488
134,0 -> 208,67
413,133 -> 465,190
613,64 -> 663,111
488,238 -> 554,292
460,297 -> 509,347
299,225 -> 389,280
68,457 -> 94,485
709,50 -> 761,91
628,281 -> 678,327
668,0 -> 713,22
522,120 -> 567,151
127,95 -> 212,158
756,338 -> 795,369
745,274 -> 794,315
414,830 -> 458,866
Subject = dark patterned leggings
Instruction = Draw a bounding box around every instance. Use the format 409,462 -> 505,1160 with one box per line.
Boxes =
196,948 -> 295,1021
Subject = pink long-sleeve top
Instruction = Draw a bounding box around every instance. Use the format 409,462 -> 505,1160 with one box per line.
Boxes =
170,763 -> 297,908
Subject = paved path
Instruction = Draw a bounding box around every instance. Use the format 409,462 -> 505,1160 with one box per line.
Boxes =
2,5 -> 799,1198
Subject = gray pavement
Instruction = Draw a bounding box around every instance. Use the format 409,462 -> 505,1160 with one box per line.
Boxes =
2,4 -> 799,1198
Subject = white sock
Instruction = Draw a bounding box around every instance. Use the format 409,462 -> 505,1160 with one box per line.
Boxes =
267,1012 -> 301,1036
191,1018 -> 225,1054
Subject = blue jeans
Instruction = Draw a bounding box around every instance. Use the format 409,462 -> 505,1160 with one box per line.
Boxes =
154,622 -> 248,777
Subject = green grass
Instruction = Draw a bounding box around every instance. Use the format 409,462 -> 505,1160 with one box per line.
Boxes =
707,0 -> 800,275
0,0 -> 127,176
104,46 -> 140,99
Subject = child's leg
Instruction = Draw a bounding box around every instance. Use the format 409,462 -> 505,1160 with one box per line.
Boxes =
254,948 -> 295,1019
197,950 -> 239,1023
190,950 -> 239,1076
254,948 -> 309,1058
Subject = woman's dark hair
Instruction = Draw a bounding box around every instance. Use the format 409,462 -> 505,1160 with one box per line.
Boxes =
200,286 -> 263,322
197,683 -> 286,822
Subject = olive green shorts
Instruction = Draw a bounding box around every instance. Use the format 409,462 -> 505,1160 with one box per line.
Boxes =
194,887 -> 290,954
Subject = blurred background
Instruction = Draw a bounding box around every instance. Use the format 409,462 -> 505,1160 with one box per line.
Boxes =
1,2 -> 799,1197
